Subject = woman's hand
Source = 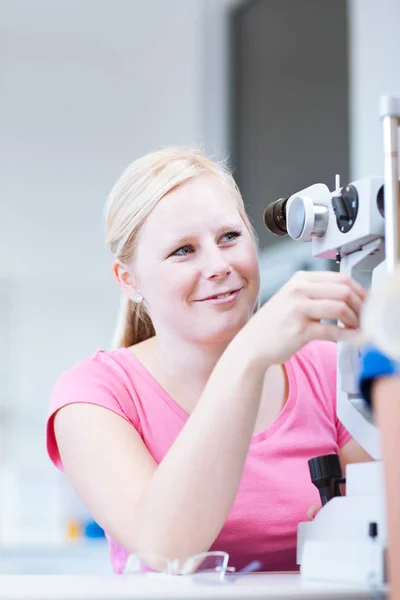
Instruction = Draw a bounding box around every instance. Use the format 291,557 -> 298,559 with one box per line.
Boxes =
307,505 -> 321,520
245,270 -> 367,366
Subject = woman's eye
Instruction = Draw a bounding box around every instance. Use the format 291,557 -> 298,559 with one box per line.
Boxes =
169,231 -> 241,258
222,230 -> 242,242
172,245 -> 193,257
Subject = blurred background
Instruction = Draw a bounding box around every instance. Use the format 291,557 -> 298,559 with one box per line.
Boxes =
0,0 -> 399,574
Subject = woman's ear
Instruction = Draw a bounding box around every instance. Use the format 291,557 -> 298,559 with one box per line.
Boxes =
112,260 -> 138,301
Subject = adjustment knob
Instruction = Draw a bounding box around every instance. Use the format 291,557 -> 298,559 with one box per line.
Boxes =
308,454 -> 344,506
331,184 -> 359,233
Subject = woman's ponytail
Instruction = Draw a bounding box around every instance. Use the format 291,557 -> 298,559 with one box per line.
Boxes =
112,294 -> 155,349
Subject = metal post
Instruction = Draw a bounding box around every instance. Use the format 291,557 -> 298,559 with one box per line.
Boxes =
380,96 -> 400,272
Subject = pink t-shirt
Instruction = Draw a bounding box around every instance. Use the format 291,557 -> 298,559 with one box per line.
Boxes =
46,340 -> 351,574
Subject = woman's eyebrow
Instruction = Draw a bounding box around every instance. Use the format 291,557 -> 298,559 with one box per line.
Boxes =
159,234 -> 196,255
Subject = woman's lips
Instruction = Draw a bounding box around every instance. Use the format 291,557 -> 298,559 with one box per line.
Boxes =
195,288 -> 242,305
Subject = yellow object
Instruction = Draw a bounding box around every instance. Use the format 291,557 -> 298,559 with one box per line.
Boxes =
66,520 -> 81,540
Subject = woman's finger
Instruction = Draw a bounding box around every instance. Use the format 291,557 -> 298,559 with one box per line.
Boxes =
301,299 -> 359,329
307,504 -> 321,520
304,283 -> 364,320
296,271 -> 367,301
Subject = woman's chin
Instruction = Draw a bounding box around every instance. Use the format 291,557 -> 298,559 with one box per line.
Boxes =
195,317 -> 250,345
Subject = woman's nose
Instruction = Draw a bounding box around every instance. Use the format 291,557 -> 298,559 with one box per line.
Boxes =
202,249 -> 232,280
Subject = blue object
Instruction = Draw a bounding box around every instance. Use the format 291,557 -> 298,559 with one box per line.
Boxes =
84,520 -> 105,539
359,345 -> 400,407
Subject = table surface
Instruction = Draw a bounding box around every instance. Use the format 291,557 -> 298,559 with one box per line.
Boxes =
0,573 -> 388,600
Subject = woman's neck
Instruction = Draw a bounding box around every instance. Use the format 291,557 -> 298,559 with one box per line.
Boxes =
152,334 -> 231,389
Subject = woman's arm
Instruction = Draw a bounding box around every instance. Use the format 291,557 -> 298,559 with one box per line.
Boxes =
338,437 -> 373,469
55,344 -> 266,563
55,271 -> 365,564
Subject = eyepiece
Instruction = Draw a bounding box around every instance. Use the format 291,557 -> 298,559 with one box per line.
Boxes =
263,197 -> 289,236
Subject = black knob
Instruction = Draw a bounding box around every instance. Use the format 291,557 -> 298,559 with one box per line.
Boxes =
331,184 -> 359,233
308,454 -> 344,506
369,522 -> 378,539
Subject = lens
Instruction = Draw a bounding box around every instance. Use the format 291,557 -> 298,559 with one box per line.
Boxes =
123,551 -> 231,579
263,197 -> 289,236
181,552 -> 228,575
287,196 -> 306,239
123,553 -> 173,575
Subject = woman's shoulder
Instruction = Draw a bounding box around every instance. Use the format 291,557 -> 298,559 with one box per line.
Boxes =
47,348 -> 143,469
54,348 -> 135,389
50,348 -> 144,425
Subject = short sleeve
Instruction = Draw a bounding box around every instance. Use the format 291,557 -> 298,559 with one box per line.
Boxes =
46,351 -> 141,470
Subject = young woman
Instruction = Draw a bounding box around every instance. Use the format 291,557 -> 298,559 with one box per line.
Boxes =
46,147 -> 371,574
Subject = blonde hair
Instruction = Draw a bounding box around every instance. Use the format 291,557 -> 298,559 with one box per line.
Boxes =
104,147 -> 258,348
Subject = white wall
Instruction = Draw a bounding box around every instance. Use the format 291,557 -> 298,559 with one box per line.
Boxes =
0,0 -> 209,546
0,0 -> 205,279
0,0 -> 205,401
349,0 -> 400,179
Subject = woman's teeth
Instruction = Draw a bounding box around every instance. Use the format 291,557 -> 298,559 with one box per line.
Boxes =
213,292 -> 233,299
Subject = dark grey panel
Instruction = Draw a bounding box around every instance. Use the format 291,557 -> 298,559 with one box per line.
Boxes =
230,0 -> 349,248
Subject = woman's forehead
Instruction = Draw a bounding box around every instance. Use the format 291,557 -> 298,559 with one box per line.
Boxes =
142,177 -> 241,235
